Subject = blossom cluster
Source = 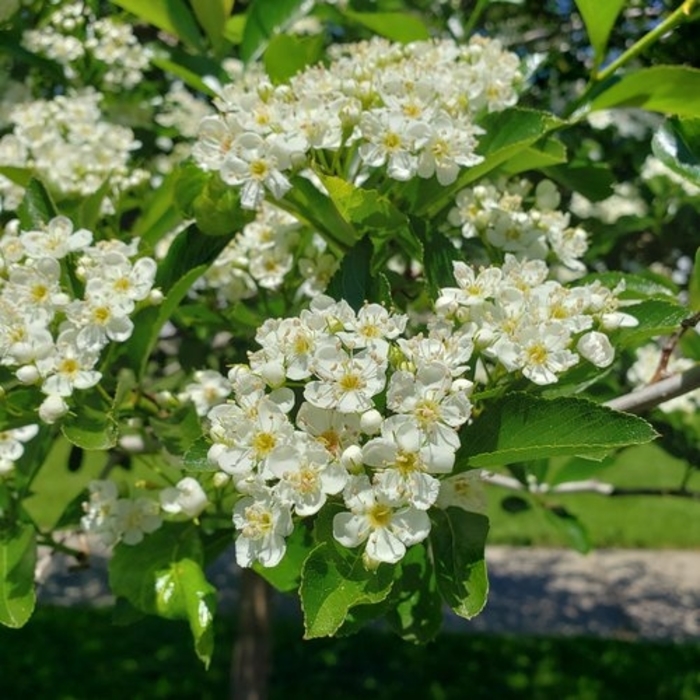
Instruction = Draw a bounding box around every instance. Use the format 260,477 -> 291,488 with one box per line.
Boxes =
447,178 -> 589,273
201,202 -> 338,304
81,476 -> 209,546
0,216 -> 157,423
193,35 -> 524,209
199,258 -> 632,569
0,90 -> 148,214
22,2 -> 152,89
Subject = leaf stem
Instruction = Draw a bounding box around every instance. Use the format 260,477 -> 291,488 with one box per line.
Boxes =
594,0 -> 699,83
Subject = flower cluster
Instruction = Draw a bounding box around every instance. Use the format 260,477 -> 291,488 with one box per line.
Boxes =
0,424 -> 39,476
22,2 -> 152,89
0,90 -> 148,214
202,260 -> 631,568
193,35 -> 524,209
0,216 -> 157,423
81,476 -> 209,546
447,179 -> 589,272
201,202 -> 338,304
435,255 -> 637,385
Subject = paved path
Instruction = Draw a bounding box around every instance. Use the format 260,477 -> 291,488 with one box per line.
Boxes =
36,542 -> 700,642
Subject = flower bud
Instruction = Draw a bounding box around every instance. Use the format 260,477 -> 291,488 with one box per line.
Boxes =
38,394 -> 69,424
360,409 -> 383,435
340,444 -> 364,473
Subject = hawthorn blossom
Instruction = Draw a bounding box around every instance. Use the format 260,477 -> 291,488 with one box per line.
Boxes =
333,475 -> 431,565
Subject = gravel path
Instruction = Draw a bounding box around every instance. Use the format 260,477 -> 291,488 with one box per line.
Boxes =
36,541 -> 700,642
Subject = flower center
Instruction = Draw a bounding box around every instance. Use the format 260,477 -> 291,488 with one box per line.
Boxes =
252,431 -> 276,457
368,503 -> 392,529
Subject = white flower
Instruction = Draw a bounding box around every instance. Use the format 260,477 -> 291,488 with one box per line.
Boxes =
333,474 -> 431,565
20,216 -> 92,259
268,436 -> 347,516
305,346 -> 387,413
114,497 -> 162,545
577,331 -> 614,368
160,477 -> 209,518
436,470 -> 488,514
38,394 -> 69,423
233,490 -> 293,567
180,369 -> 231,416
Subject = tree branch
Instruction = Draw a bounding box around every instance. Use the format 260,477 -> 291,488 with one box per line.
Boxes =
603,364 -> 700,414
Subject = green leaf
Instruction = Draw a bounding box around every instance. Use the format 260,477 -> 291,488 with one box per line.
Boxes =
543,505 -> 591,553
429,508 -> 489,620
183,436 -> 217,471
326,236 -> 391,309
149,403 -> 203,456
0,166 -> 33,187
17,179 -> 58,229
0,524 -> 36,628
457,394 -> 658,468
573,0 -> 626,69
61,391 -> 118,450
0,386 -> 43,432
151,54 -> 217,96
385,542 -> 443,643
133,171 -> 184,249
575,271 -> 678,300
190,0 -> 234,53
263,33 -> 325,83
414,222 -> 464,299
253,523 -> 313,593
240,0 -> 308,62
318,175 -> 408,235
110,0 -> 205,51
285,175 -> 360,253
542,163 -> 615,201
223,14 -> 246,43
109,523 -> 216,667
651,117 -> 700,188
589,66 -> 700,118
500,136 -> 568,175
77,179 -> 111,230
342,11 -> 430,42
616,299 -> 689,347
299,507 -> 395,639
690,248 -> 700,311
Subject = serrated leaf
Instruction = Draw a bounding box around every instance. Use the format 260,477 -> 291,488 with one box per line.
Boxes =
342,10 -> 430,42
318,175 -> 408,234
299,543 -> 394,638
652,116 -> 700,188
61,391 -> 118,450
109,523 -> 216,667
183,436 -> 217,472
264,33 -> 325,83
385,542 -> 442,643
240,0 -> 308,62
17,179 -> 58,229
589,66 -> 700,118
429,508 -> 489,620
457,394 -> 658,468
149,402 -> 203,456
573,0 -> 626,69
616,299 -> 689,347
0,524 -> 36,628
299,507 -> 395,638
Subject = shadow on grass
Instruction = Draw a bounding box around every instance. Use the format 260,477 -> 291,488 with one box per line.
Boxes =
1,606 -> 699,700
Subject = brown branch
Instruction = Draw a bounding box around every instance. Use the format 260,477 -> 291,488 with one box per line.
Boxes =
651,310 -> 700,382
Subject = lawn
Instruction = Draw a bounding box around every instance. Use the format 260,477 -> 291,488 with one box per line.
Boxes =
1,607 -> 699,700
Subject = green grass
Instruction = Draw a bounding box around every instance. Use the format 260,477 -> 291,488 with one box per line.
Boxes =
1,607 -> 699,700
487,443 -> 700,548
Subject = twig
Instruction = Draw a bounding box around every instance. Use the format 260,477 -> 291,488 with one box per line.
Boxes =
603,364 -> 700,414
651,310 -> 700,382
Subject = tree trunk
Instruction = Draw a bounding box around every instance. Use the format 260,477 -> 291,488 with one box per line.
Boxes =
230,568 -> 272,700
